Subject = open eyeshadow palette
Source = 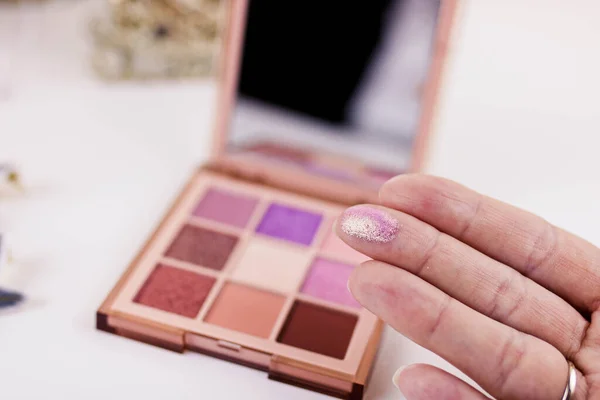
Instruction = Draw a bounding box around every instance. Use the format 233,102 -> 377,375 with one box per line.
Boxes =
99,171 -> 380,398
97,0 -> 459,398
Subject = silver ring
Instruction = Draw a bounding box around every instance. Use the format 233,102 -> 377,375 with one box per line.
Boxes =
561,361 -> 577,400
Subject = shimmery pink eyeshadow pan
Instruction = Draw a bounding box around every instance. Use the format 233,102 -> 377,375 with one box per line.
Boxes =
300,258 -> 360,308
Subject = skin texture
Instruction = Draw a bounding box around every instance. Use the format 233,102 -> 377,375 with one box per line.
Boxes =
336,174 -> 600,400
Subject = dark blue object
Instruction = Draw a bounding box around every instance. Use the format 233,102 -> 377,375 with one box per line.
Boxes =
0,287 -> 24,308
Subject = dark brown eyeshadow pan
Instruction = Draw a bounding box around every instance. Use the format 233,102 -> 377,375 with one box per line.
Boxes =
164,224 -> 238,270
276,301 -> 358,359
133,264 -> 216,318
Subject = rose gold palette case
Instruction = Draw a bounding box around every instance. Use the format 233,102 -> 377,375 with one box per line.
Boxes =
97,0 -> 459,398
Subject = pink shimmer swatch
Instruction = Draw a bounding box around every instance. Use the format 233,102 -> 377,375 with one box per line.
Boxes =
340,205 -> 399,243
321,222 -> 371,264
301,258 -> 361,308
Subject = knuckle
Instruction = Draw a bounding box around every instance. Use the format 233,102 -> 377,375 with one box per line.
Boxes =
426,294 -> 452,340
488,273 -> 528,322
415,229 -> 442,276
456,193 -> 483,240
493,330 -> 528,397
523,221 -> 559,277
565,317 -> 587,360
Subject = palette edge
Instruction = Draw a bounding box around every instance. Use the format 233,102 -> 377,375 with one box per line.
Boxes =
97,168 -> 203,337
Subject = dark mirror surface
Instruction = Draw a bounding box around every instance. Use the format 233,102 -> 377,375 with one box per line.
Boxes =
228,0 -> 442,172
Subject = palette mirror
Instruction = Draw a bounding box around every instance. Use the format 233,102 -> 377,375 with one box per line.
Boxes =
226,0 -> 444,181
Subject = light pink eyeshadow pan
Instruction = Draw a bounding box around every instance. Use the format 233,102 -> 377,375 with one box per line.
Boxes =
320,223 -> 370,264
193,188 -> 258,228
300,258 -> 361,308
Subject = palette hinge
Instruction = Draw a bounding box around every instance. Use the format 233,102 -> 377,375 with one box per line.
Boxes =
203,162 -> 265,186
201,163 -> 368,206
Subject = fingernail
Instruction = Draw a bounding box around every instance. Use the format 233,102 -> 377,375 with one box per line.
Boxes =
340,205 -> 399,243
393,365 -> 409,398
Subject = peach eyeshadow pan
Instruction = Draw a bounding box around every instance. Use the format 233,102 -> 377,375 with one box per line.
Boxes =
204,282 -> 285,338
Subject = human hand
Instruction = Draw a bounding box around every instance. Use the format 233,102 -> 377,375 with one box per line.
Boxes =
336,174 -> 599,400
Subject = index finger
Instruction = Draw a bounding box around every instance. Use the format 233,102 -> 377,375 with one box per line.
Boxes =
379,174 -> 600,312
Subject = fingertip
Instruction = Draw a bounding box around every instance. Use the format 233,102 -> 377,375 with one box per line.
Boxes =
346,262 -> 364,301
378,173 -> 424,202
346,260 -> 379,306
333,214 -> 343,239
392,364 -> 411,391
379,173 -> 453,205
337,205 -> 400,244
392,364 -> 488,400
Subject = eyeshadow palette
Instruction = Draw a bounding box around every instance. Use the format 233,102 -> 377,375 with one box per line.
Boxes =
97,0 -> 459,398
99,170 -> 382,398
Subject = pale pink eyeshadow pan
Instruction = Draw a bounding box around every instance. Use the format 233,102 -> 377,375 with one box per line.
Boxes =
192,187 -> 259,228
300,258 -> 361,308
321,223 -> 370,264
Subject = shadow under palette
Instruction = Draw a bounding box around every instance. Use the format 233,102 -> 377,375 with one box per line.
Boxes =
98,170 -> 380,399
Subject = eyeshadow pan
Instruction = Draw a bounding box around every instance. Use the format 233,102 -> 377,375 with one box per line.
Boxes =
193,188 -> 258,228
320,223 -> 370,264
301,258 -> 361,308
165,224 -> 238,270
134,264 -> 216,318
277,301 -> 357,359
204,282 -> 285,338
256,203 -> 322,246
231,238 -> 311,293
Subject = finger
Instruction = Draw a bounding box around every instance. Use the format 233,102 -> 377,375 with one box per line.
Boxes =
393,364 -> 490,400
348,260 -> 569,400
336,204 -> 588,358
379,174 -> 600,312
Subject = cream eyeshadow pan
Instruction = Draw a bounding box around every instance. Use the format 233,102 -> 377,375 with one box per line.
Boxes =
106,170 -> 379,371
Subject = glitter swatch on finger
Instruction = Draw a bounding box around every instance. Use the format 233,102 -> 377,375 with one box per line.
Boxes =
339,206 -> 399,243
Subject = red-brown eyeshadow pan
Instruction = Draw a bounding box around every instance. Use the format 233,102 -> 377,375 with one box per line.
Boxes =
276,301 -> 357,359
164,224 -> 238,270
133,264 -> 216,318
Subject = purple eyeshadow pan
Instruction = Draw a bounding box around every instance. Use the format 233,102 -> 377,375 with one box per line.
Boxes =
255,203 -> 322,246
193,188 -> 259,228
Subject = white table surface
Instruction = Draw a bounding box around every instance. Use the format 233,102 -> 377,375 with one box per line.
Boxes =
1,0 -> 600,399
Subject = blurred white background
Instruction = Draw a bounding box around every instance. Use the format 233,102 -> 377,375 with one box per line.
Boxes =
1,0 -> 599,399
